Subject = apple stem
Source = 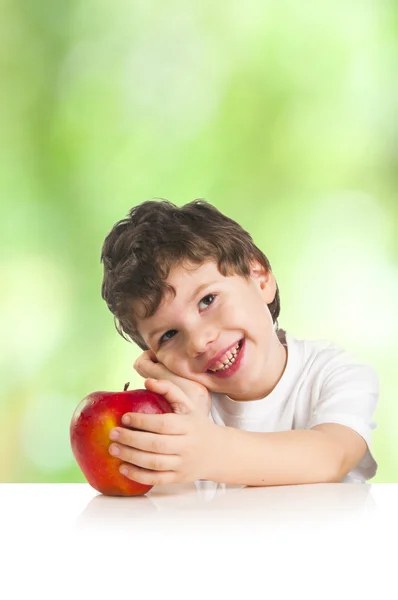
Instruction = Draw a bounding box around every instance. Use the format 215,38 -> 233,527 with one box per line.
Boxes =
124,382 -> 130,391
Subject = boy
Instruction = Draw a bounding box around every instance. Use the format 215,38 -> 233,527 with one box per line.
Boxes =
100,199 -> 379,487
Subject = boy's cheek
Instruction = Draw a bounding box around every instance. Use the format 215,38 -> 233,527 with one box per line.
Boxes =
160,355 -> 183,375
169,363 -> 188,378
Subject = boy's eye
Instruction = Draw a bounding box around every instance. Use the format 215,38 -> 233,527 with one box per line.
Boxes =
159,330 -> 177,345
199,294 -> 216,309
158,294 -> 216,346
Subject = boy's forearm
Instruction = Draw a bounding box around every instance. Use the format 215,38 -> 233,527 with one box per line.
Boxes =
207,426 -> 345,486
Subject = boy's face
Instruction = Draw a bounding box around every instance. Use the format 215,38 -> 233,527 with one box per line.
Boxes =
135,259 -> 287,401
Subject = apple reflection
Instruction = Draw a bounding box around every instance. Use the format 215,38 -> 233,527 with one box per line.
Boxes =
76,480 -> 376,537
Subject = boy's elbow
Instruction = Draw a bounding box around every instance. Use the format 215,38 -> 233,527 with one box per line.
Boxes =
313,463 -> 343,484
315,446 -> 346,484
310,424 -> 367,484
325,467 -> 344,483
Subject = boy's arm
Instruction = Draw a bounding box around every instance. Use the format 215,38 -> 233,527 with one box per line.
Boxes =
207,423 -> 367,486
110,378 -> 370,487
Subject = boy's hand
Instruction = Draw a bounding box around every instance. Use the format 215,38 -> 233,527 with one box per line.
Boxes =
108,378 -> 223,485
134,350 -> 211,415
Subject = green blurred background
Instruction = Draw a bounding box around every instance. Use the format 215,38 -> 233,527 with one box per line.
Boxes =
1,1 -> 397,483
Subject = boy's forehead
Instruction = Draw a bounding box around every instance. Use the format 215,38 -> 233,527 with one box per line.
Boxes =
156,260 -> 224,310
167,259 -> 220,284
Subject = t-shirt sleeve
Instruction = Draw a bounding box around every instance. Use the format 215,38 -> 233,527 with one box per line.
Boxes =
306,360 -> 379,482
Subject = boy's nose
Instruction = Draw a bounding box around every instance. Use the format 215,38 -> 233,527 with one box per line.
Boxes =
186,329 -> 217,358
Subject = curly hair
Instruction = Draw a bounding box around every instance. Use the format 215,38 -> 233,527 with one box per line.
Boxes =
100,199 -> 280,350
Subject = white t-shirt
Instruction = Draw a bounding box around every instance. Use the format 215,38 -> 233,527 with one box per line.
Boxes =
210,329 -> 379,483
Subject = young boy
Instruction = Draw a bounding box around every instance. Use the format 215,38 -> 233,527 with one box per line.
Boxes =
100,199 -> 379,487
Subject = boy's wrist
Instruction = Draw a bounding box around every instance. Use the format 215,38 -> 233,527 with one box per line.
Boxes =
201,424 -> 237,483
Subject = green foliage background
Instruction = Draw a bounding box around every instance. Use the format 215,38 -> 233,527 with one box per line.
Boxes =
1,1 -> 397,482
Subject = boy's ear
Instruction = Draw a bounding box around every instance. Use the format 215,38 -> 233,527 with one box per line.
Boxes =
249,260 -> 277,304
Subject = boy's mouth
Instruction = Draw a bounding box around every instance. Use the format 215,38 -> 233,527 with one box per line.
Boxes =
206,338 -> 244,375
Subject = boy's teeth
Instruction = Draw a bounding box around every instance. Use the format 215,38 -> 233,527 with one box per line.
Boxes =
209,342 -> 241,372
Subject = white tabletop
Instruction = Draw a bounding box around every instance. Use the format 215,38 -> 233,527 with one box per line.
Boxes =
2,482 -> 397,599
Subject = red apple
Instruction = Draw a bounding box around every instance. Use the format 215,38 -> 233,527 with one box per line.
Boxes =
70,382 -> 172,496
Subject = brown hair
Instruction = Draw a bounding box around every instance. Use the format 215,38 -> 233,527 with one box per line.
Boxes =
100,199 -> 280,350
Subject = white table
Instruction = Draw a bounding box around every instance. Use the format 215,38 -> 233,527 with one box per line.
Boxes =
1,482 -> 397,599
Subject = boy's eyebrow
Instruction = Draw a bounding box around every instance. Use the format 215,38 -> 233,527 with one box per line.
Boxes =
147,280 -> 218,342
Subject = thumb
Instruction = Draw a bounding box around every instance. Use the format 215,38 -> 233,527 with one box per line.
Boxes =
144,378 -> 195,415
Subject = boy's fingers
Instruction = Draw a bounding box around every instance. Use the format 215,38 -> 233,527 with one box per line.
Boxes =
139,349 -> 159,364
144,378 -> 196,414
122,411 -> 187,434
146,349 -> 159,363
110,427 -> 183,452
134,352 -> 162,377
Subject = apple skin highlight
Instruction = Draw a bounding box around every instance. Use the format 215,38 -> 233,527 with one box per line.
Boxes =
70,386 -> 172,496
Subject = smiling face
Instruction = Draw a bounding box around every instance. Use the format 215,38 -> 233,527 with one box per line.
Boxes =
135,259 -> 287,401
